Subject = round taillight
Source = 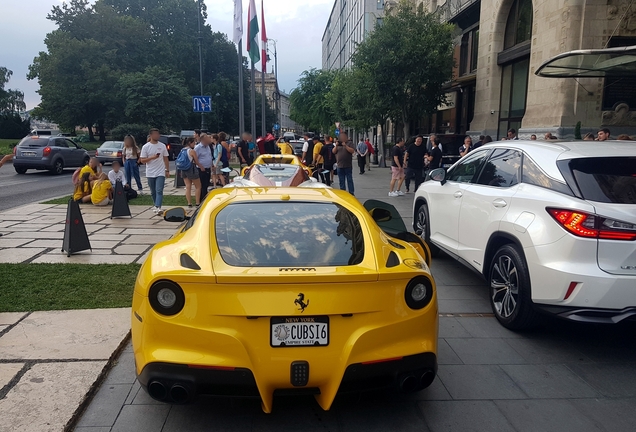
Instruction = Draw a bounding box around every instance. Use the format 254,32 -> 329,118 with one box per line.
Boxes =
148,280 -> 185,316
404,276 -> 434,310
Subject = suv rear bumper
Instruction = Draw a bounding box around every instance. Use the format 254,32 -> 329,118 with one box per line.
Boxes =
534,304 -> 636,324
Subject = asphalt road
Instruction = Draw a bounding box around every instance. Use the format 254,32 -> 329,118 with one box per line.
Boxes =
0,162 -> 176,212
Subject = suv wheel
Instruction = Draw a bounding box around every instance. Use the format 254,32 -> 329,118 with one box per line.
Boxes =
489,244 -> 539,330
414,204 -> 439,257
14,166 -> 27,174
50,159 -> 64,175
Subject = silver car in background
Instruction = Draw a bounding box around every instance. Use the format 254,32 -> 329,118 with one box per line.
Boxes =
96,141 -> 124,165
13,136 -> 90,175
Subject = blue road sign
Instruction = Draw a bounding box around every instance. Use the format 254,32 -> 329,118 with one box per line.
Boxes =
273,123 -> 280,131
335,128 -> 340,137
192,96 -> 212,113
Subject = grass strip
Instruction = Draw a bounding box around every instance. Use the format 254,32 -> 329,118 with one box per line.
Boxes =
0,263 -> 140,312
42,194 -> 189,206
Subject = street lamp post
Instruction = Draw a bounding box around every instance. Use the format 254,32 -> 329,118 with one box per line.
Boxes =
197,0 -> 206,131
215,93 -> 220,132
267,39 -> 280,135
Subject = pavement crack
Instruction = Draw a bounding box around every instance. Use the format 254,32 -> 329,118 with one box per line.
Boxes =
0,311 -> 31,339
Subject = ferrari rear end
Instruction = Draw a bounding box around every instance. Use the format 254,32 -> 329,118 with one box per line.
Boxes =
131,190 -> 438,412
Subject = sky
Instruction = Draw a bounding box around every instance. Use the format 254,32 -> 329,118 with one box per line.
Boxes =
0,0 -> 333,110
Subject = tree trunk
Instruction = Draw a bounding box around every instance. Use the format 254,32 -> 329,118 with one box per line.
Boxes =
97,121 -> 106,141
88,124 -> 95,142
402,119 -> 410,142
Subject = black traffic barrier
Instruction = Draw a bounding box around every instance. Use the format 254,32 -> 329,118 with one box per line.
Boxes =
174,170 -> 185,188
111,180 -> 132,219
62,199 -> 91,257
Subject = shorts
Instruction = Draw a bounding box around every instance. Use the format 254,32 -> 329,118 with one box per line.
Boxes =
391,166 -> 404,180
94,198 -> 111,206
181,166 -> 199,180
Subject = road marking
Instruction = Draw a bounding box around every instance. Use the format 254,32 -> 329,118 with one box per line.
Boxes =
0,179 -> 41,187
439,313 -> 495,318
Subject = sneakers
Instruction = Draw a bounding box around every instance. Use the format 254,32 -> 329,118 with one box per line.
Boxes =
188,204 -> 193,208
151,206 -> 163,215
397,190 -> 405,196
388,191 -> 399,197
138,189 -> 144,195
150,206 -> 158,213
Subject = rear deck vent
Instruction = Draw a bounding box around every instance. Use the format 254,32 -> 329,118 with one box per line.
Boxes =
279,267 -> 317,272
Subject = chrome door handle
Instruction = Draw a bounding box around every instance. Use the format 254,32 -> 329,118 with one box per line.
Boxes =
492,198 -> 508,208
454,191 -> 463,199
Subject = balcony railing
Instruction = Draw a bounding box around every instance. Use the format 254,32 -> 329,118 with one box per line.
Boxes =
435,0 -> 479,22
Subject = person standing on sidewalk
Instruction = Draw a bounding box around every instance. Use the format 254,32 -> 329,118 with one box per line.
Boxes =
139,128 -> 170,214
404,136 -> 426,193
332,132 -> 356,195
195,134 -> 213,201
122,135 -> 143,195
389,138 -> 405,197
320,136 -> 336,186
356,139 -> 368,175
237,132 -> 253,167
364,138 -> 374,172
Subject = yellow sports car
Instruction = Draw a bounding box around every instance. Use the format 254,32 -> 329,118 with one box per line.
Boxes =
131,187 -> 437,413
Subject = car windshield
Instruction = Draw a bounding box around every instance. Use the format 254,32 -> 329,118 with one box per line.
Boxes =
215,202 -> 365,267
252,165 -> 299,182
569,157 -> 636,204
18,137 -> 50,147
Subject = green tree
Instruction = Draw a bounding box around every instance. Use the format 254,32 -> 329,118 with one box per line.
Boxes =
0,67 -> 26,114
118,66 -> 190,130
289,68 -> 336,133
351,0 -> 454,138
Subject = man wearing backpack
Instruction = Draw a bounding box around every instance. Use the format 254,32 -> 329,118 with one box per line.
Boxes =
195,134 -> 213,201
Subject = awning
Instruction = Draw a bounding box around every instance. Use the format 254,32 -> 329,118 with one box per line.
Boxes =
535,45 -> 636,78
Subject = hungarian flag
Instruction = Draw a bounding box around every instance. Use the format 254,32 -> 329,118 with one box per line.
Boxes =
261,0 -> 267,73
246,0 -> 260,65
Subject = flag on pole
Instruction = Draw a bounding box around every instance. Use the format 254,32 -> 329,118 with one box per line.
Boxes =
233,0 -> 243,46
261,0 -> 268,73
247,0 -> 260,64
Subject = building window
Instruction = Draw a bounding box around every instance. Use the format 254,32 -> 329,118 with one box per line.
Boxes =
377,0 -> 384,9
376,17 -> 383,27
504,0 -> 532,50
498,0 -> 532,138
460,27 -> 479,76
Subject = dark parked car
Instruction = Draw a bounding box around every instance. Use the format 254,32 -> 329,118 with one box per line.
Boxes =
13,136 -> 90,175
95,141 -> 124,165
159,135 -> 182,160
289,140 -> 304,157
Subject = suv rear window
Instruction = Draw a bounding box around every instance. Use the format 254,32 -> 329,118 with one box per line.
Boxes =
569,157 -> 636,204
18,137 -> 51,147
215,202 -> 365,267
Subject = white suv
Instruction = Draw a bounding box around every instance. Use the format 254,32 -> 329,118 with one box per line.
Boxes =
413,140 -> 636,330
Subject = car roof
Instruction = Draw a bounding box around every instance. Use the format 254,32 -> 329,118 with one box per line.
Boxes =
478,140 -> 636,180
206,186 -> 356,207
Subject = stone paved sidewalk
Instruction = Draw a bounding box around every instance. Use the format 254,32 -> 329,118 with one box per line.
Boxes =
0,177 -> 189,265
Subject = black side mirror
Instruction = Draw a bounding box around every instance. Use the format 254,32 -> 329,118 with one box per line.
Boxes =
429,168 -> 447,185
369,208 -> 392,223
164,207 -> 188,223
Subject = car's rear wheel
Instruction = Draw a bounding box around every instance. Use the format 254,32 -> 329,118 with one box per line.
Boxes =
50,159 -> 64,175
82,156 -> 90,166
414,204 -> 439,257
489,244 -> 539,330
14,166 -> 27,174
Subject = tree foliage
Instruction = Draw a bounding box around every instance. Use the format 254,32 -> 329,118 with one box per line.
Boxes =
0,67 -> 29,138
351,1 -> 455,138
289,69 -> 336,132
28,0 -> 275,140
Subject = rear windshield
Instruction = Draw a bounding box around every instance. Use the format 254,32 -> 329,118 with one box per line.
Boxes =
215,202 -> 365,267
569,157 -> 636,204
101,141 -> 123,149
18,137 -> 51,147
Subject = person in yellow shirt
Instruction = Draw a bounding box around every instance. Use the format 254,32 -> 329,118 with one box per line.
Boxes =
313,138 -> 324,165
276,138 -> 294,155
91,173 -> 113,206
73,172 -> 92,203
80,157 -> 102,180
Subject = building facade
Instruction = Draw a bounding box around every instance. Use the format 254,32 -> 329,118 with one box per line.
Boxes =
423,0 -> 636,139
280,91 -> 302,134
322,0 -> 387,71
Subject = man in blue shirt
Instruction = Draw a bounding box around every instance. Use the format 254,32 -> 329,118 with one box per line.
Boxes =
195,134 -> 213,201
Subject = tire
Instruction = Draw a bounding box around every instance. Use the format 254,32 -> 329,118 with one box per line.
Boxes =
488,244 -> 539,330
14,166 -> 27,174
414,203 -> 439,257
50,159 -> 64,175
82,156 -> 90,166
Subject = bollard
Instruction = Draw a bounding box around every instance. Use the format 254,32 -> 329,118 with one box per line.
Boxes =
174,170 -> 185,188
111,181 -> 132,219
62,199 -> 92,257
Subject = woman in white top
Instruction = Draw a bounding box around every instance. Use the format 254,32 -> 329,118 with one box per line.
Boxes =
181,137 -> 202,207
122,135 -> 143,194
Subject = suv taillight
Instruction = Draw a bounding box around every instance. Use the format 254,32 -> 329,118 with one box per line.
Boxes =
43,146 -> 52,156
13,146 -> 17,155
547,208 -> 636,241
117,151 -> 122,157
